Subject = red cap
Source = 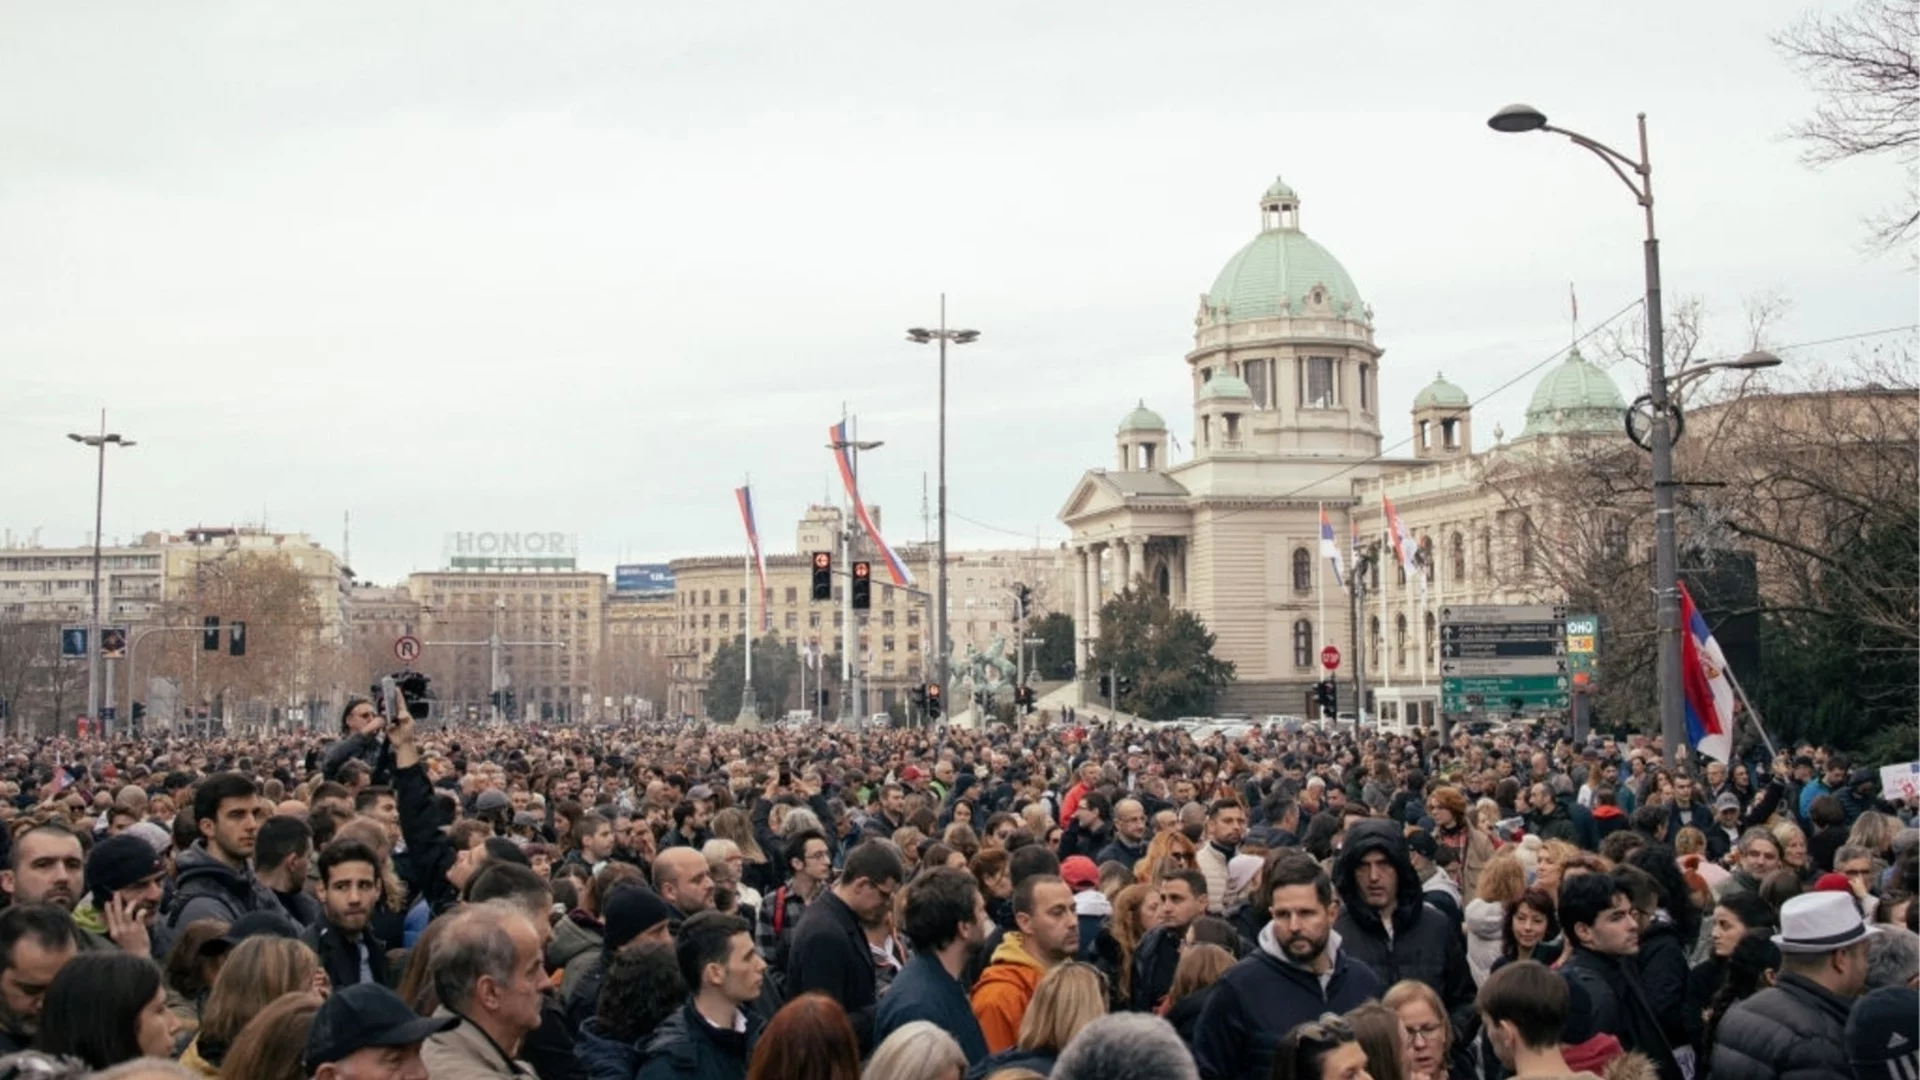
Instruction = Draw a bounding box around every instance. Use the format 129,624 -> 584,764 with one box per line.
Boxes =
1060,855 -> 1099,891
1814,872 -> 1854,893
900,766 -> 926,783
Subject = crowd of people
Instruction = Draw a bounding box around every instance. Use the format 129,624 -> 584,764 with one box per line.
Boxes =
0,699 -> 1911,1080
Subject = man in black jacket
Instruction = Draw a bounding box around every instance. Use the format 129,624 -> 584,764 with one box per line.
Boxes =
784,839 -> 903,1054
158,772 -> 284,956
1193,851 -> 1382,1080
1094,798 -> 1150,869
322,696 -> 395,787
1331,819 -> 1474,1026
1714,891 -> 1874,1080
1059,793 -> 1113,862
1131,869 -> 1208,1011
1556,872 -> 1682,1080
637,911 -> 766,1080
300,839 -> 388,990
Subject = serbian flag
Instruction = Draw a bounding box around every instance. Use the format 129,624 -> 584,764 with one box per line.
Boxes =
1679,581 -> 1735,763
1318,504 -> 1344,587
828,421 -> 915,587
734,485 -> 771,631
1382,492 -> 1417,575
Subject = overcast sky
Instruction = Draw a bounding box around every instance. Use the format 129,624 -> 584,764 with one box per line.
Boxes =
4,1 -> 1912,584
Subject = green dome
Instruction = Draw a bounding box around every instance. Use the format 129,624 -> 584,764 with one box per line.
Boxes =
1117,400 -> 1166,434
1521,348 -> 1627,437
1206,180 -> 1365,323
1414,373 -> 1470,410
1198,373 -> 1253,402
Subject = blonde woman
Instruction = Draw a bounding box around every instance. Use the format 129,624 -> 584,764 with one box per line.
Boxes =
865,1020 -> 966,1080
711,807 -> 775,894
1464,851 -> 1526,986
967,961 -> 1106,1079
180,936 -> 325,1077
1383,979 -> 1453,1080
1135,830 -> 1198,884
1772,821 -> 1814,882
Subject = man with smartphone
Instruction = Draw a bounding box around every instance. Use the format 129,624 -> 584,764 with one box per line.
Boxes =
323,695 -> 396,787
72,832 -> 167,958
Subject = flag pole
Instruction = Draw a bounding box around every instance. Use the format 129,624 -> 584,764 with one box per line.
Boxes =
1317,504 -> 1327,661
1380,523 -> 1393,690
1723,662 -> 1778,759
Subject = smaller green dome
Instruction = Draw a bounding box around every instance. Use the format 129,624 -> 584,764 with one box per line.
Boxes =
1264,176 -> 1297,200
1414,373 -> 1470,410
1198,373 -> 1253,403
1522,348 -> 1627,437
1117,400 -> 1166,434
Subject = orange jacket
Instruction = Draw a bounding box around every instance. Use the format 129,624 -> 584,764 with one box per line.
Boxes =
969,932 -> 1048,1053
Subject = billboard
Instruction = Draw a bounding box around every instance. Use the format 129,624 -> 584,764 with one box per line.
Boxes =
444,532 -> 578,571
615,564 -> 675,594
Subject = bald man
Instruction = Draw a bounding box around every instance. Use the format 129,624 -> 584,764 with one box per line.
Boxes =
654,847 -> 715,917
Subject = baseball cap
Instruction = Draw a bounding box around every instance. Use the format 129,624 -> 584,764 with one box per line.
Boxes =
474,789 -> 510,812
1713,792 -> 1741,812
1059,856 -> 1099,891
303,983 -> 456,1073
900,766 -> 926,783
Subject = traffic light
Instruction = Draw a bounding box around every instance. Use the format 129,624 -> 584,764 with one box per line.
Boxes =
1116,674 -> 1134,697
1014,685 -> 1035,713
1098,673 -> 1112,698
811,552 -> 832,601
489,690 -> 504,712
1314,680 -> 1337,717
925,682 -> 941,720
131,701 -> 145,724
909,684 -> 928,713
202,616 -> 221,651
228,621 -> 247,657
851,562 -> 871,610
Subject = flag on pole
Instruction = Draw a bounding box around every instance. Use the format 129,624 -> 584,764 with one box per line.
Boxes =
828,421 -> 915,587
1382,492 -> 1417,575
1318,504 -> 1344,587
734,485 -> 772,631
1679,582 -> 1736,762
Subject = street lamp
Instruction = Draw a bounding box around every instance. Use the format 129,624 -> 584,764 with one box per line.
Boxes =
67,412 -> 135,735
825,431 -> 884,728
1488,103 -> 1697,769
907,295 -> 980,726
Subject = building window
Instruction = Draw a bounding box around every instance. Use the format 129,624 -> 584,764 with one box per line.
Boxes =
1242,358 -> 1271,409
701,590 -> 710,606
882,610 -> 895,628
718,589 -> 729,606
907,610 -> 920,627
1424,610 -> 1437,665
1291,547 -> 1312,593
808,611 -> 821,629
1518,517 -> 1535,572
907,635 -> 920,652
1450,532 -> 1466,583
1292,619 -> 1312,667
1301,356 -> 1336,408
1479,527 -> 1494,581
1368,616 -> 1381,668
882,636 -> 895,653
701,614 -> 711,629
718,614 -> 729,631
1359,363 -> 1371,411
784,612 -> 796,630
1395,614 -> 1408,668
784,587 -> 797,604
833,612 -> 843,629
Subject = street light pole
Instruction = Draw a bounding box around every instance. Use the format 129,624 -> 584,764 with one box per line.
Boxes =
907,299 -> 979,726
67,412 -> 134,736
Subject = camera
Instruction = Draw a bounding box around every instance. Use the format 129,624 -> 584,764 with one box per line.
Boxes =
373,671 -> 434,721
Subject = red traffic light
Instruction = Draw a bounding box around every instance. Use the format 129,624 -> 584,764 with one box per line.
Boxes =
813,552 -> 830,569
926,683 -> 940,699
853,562 -> 870,579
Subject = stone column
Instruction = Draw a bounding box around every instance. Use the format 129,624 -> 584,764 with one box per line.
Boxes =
1173,542 -> 1188,607
1085,543 -> 1104,642
1073,545 -> 1090,674
1126,537 -> 1147,591
1114,539 -> 1132,593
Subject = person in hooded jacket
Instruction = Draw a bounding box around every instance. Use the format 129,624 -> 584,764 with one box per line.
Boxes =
1331,819 -> 1476,1029
635,912 -> 766,1080
1192,851 -> 1382,1080
158,773 -> 284,956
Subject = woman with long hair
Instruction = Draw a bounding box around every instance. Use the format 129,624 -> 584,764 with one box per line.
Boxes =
1685,890 -> 1775,1042
967,961 -> 1106,1080
1158,943 -> 1233,1045
35,950 -> 180,1071
161,918 -> 229,1040
180,936 -> 324,1076
1464,851 -> 1526,986
1702,930 -> 1782,1072
397,913 -> 453,1015
1344,1002 -> 1409,1080
1494,888 -> 1560,973
747,994 -> 862,1080
1134,830 -> 1197,883
1771,822 -> 1815,883
711,807 -> 775,894
865,1020 -> 967,1080
1093,883 -> 1155,1010
1273,1013 -> 1374,1080
1426,786 -> 1492,895
217,991 -> 323,1080
1384,979 -> 1466,1080
1849,810 -> 1901,863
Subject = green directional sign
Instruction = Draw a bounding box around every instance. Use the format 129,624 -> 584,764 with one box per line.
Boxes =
1441,602 -> 1570,715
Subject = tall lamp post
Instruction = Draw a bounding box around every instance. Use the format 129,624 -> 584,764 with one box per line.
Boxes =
907,297 -> 979,726
67,412 -> 135,735
1488,105 -> 1780,768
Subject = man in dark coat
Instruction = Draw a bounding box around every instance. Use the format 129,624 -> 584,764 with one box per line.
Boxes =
873,867 -> 989,1065
784,840 -> 903,1055
299,839 -> 390,991
1331,819 -> 1474,1025
1556,872 -> 1683,1080
1713,892 -> 1875,1080
635,912 -> 766,1080
1193,851 -> 1382,1080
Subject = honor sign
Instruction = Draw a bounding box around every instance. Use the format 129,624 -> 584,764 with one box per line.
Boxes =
445,532 -> 579,571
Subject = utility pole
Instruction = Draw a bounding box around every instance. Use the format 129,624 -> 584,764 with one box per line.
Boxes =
67,413 -> 134,735
907,301 -> 980,736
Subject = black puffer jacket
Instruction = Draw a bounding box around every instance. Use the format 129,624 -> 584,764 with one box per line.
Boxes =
1331,820 -> 1476,1023
1710,972 -> 1854,1080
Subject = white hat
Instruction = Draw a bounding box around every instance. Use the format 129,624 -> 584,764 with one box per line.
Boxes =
1773,891 -> 1880,954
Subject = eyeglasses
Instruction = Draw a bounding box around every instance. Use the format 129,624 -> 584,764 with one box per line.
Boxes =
1404,1022 -> 1445,1046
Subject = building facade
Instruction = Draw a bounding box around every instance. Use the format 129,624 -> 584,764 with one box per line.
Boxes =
1061,177 -> 1627,716
406,569 -> 607,722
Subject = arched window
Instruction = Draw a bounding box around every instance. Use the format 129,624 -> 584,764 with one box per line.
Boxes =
1450,532 -> 1466,583
1424,611 -> 1437,665
1395,614 -> 1408,668
1396,559 -> 1407,587
1368,616 -> 1381,668
1156,563 -> 1171,598
1292,619 -> 1313,668
1519,518 -> 1536,572
1478,527 -> 1493,581
1292,548 -> 1312,593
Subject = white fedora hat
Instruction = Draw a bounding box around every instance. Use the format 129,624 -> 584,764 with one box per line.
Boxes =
1773,891 -> 1880,954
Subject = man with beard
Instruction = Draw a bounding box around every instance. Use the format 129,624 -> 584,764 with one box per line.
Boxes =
0,906 -> 78,1054
1192,852 -> 1381,1080
1196,799 -> 1249,914
874,867 -> 990,1066
0,826 -> 83,911
72,832 -> 167,955
301,839 -> 389,990
160,772 -> 284,954
1095,798 -> 1150,869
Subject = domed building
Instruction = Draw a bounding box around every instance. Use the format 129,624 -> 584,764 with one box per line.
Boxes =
1060,176 -> 1626,718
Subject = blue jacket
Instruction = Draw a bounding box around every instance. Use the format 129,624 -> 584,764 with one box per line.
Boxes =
575,1017 -> 646,1080
635,1001 -> 761,1080
1192,926 -> 1383,1080
873,952 -> 989,1065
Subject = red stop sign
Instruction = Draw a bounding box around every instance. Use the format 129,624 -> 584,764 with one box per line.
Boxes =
1320,645 -> 1341,671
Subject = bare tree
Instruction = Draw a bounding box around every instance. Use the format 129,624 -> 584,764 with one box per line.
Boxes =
1776,0 -> 1920,249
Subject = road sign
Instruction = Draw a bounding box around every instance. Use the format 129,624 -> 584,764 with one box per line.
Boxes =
393,635 -> 422,664
1441,603 -> 1569,714
1564,612 -> 1600,684
1321,645 -> 1341,671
